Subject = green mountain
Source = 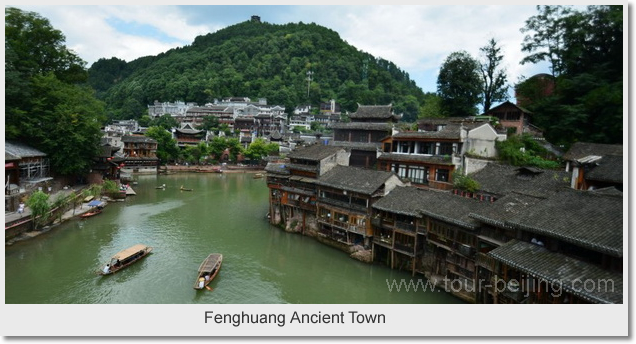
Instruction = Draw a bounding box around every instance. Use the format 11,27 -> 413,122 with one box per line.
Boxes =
88,20 -> 425,122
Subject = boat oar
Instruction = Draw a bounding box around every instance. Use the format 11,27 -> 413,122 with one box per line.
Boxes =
205,285 -> 213,292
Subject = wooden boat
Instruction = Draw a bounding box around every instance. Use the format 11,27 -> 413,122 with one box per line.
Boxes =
253,173 -> 264,179
98,244 -> 153,275
155,184 -> 166,189
180,185 -> 193,191
194,253 -> 223,290
80,208 -> 102,218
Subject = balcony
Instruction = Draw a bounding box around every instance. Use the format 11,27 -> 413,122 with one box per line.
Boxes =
476,252 -> 496,271
395,221 -> 416,233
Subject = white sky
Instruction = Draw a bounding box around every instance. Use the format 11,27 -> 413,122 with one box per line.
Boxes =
10,5 -> 569,95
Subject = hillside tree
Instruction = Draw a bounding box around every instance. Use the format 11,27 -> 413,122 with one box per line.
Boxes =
437,51 -> 483,117
479,38 -> 509,112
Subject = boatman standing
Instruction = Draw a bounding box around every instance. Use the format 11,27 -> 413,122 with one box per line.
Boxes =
198,277 -> 205,289
103,264 -> 110,274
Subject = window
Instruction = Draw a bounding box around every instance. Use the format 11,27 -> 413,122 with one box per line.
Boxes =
418,142 -> 435,155
436,168 -> 449,182
407,165 -> 428,184
398,141 -> 413,154
439,143 -> 453,155
383,143 -> 391,153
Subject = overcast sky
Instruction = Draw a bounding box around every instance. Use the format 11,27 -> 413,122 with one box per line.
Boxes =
11,5 -> 560,96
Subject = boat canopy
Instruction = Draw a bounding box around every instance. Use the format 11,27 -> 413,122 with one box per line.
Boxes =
198,254 -> 222,272
111,244 -> 149,260
87,200 -> 106,207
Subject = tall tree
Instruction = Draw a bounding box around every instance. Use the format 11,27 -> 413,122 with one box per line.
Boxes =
518,5 -> 623,146
26,74 -> 106,176
437,51 -> 483,117
145,126 -> 180,164
5,7 -> 86,83
520,5 -> 573,77
6,7 -> 107,176
479,38 -> 509,112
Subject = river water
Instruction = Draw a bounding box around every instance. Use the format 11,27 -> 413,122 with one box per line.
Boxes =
5,173 -> 462,304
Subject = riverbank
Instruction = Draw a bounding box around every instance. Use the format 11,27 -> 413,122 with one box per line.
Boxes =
162,164 -> 265,174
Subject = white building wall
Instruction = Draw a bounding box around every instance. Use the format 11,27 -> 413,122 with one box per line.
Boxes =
464,124 -> 502,158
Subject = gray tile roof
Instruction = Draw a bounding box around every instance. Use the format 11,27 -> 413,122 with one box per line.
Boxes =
331,141 -> 381,152
287,144 -> 344,161
316,165 -> 396,195
331,122 -> 392,131
586,155 -> 623,183
396,122 -> 484,140
350,104 -> 398,120
506,188 -> 623,257
468,192 -> 546,229
6,152 -> 20,161
563,142 -> 623,161
372,186 -> 426,217
372,186 -> 489,229
265,162 -> 290,175
122,135 -> 158,144
469,163 -> 570,198
488,239 -> 623,304
5,141 -> 47,158
377,153 -> 455,166
483,101 -> 533,116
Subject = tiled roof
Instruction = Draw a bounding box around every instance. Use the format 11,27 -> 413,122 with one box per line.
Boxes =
507,188 -> 623,257
350,104 -> 397,120
586,155 -> 623,183
372,186 -> 426,216
6,152 -> 20,161
331,122 -> 392,131
269,131 -> 282,140
415,189 -> 489,230
377,153 -> 455,166
372,186 -> 488,229
122,135 -> 158,144
287,163 -> 317,173
488,240 -> 623,304
264,162 -> 290,175
483,101 -> 533,116
287,144 -> 344,161
316,165 -> 396,195
417,117 -> 468,125
468,192 -> 545,229
469,163 -> 570,198
5,141 -> 47,158
563,142 -> 623,161
331,141 -> 381,152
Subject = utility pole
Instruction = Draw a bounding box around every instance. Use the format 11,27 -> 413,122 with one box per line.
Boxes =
306,70 -> 314,98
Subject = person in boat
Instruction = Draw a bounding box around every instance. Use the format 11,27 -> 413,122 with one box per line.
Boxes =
204,274 -> 210,281
103,264 -> 110,274
198,277 -> 205,289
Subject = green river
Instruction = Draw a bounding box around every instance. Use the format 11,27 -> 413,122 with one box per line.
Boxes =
5,173 -> 462,304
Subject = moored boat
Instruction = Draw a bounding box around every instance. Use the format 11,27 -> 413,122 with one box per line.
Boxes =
80,208 -> 102,218
194,253 -> 223,290
98,244 -> 153,275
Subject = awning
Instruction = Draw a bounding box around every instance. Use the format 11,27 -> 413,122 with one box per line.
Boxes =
87,200 -> 106,207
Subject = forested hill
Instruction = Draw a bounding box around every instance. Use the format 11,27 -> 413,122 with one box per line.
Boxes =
88,20 -> 426,122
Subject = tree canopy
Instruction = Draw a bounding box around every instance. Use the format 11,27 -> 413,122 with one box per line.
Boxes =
479,38 -> 509,112
437,51 -> 483,117
517,5 -> 622,146
5,7 -> 106,177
